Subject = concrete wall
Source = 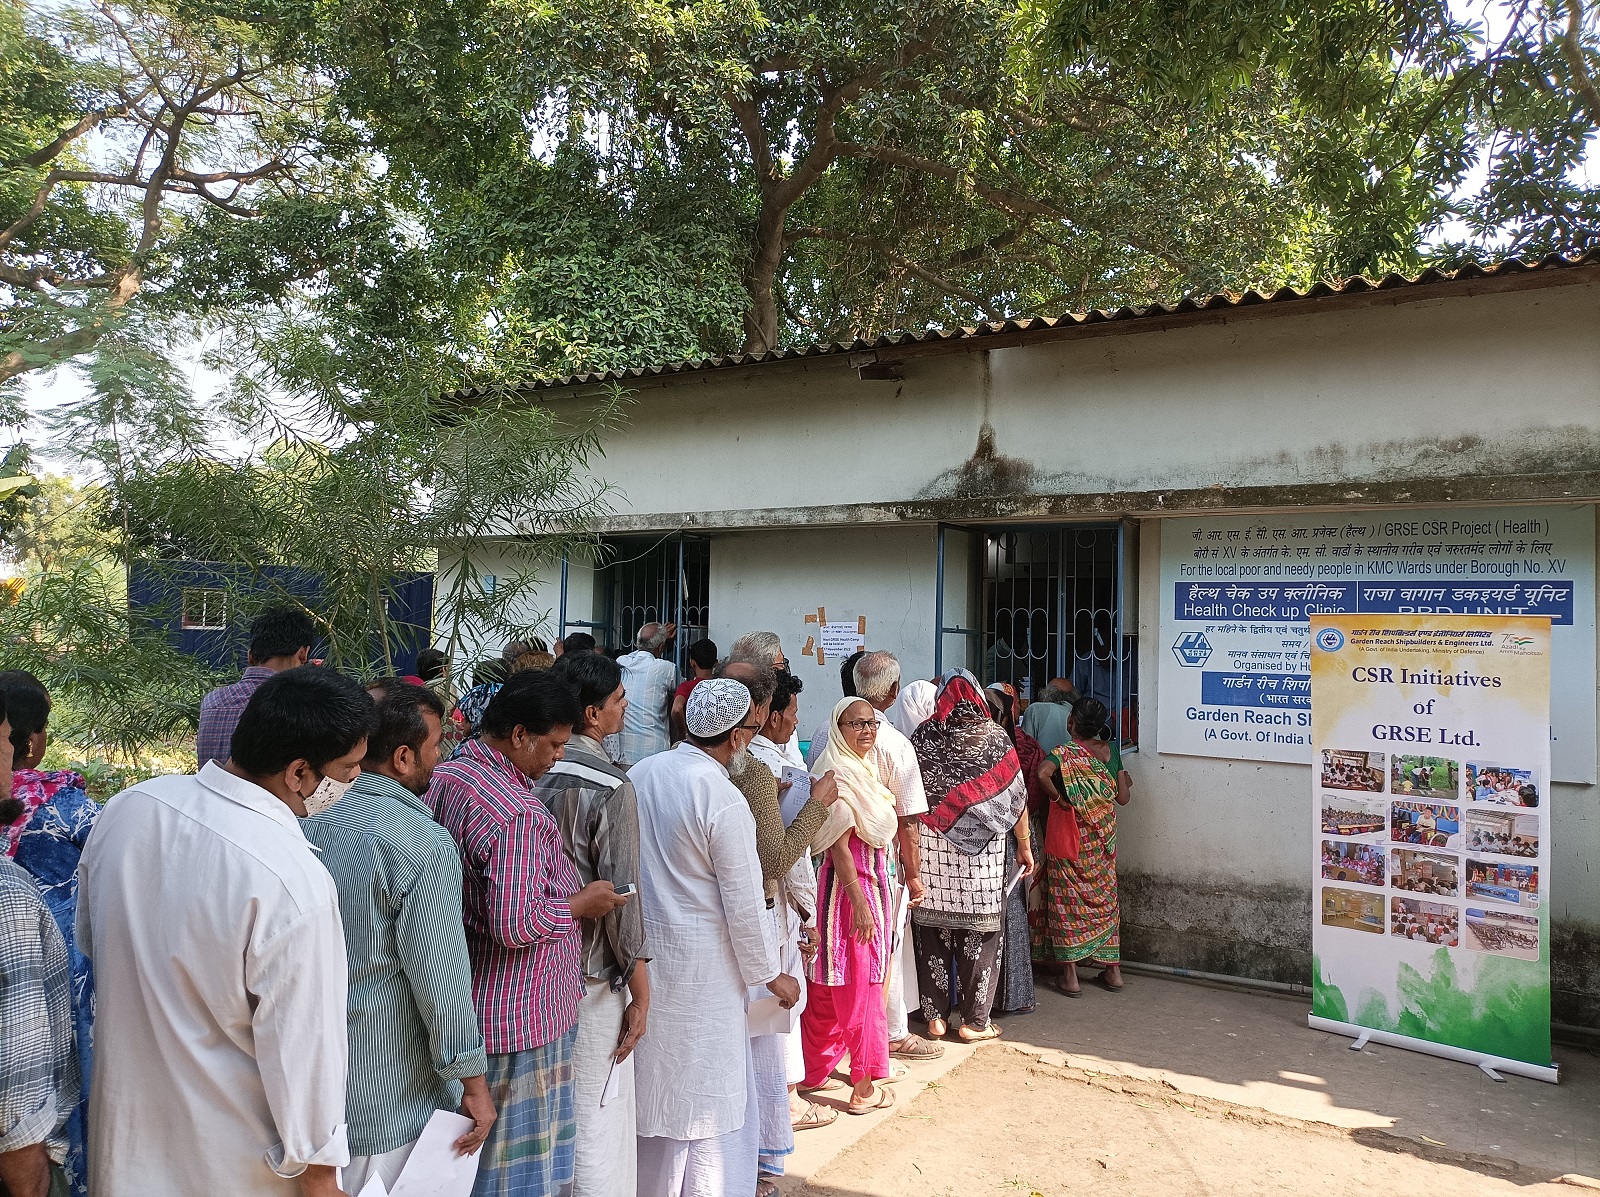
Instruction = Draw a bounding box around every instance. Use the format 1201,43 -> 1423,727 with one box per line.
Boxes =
528,280 -> 1600,530
706,526 -> 941,737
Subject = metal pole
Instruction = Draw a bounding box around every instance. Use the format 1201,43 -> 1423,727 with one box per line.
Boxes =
675,535 -> 686,673
558,554 -> 569,641
1114,524 -> 1125,744
935,524 -> 946,677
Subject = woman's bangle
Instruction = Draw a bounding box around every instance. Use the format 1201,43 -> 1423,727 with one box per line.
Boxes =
845,879 -> 863,890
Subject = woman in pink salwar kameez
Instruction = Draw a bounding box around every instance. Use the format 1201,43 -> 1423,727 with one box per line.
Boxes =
800,697 -> 901,1116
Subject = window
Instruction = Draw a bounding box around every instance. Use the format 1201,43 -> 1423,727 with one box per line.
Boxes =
181,587 -> 228,630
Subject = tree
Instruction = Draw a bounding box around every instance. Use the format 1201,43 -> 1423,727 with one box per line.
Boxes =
0,0 -> 362,390
247,0 -> 1594,363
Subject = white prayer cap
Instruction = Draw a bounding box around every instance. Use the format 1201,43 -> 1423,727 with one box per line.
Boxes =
686,677 -> 752,738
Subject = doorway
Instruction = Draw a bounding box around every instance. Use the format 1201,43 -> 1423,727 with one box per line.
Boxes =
937,523 -> 1137,746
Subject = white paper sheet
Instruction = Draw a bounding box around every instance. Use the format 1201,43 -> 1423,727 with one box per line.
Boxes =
1003,863 -> 1028,900
386,1110 -> 482,1197
747,993 -> 795,1035
355,1175 -> 389,1197
600,1056 -> 623,1108
778,767 -> 812,827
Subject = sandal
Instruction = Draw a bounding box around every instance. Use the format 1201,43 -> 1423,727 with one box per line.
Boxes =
798,1077 -> 847,1094
847,1084 -> 896,1116
1097,970 -> 1124,993
958,1022 -> 1002,1043
792,1102 -> 837,1132
926,1017 -> 949,1039
883,1063 -> 910,1083
757,1178 -> 780,1197
889,1033 -> 946,1061
1050,973 -> 1081,999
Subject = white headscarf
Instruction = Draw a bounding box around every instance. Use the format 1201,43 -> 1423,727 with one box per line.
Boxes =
887,679 -> 936,739
811,697 -> 900,851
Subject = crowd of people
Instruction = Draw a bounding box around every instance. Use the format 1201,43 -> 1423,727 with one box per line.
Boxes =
1320,805 -> 1384,836
1389,901 -> 1459,946
0,607 -> 1134,1197
1320,843 -> 1382,886
1465,827 -> 1537,858
1319,752 -> 1385,792
1389,854 -> 1457,896
1467,765 -> 1540,807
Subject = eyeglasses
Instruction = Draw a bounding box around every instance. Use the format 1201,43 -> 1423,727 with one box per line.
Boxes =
840,719 -> 878,732
736,721 -> 764,732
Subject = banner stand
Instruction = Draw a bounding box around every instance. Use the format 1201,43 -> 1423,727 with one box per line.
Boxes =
1308,1016 -> 1559,1084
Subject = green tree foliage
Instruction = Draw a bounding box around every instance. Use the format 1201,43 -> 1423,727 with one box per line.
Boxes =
227,0 -> 1596,358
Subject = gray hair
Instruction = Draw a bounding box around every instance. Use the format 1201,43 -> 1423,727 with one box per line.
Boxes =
853,651 -> 901,705
728,631 -> 783,667
1041,683 -> 1077,705
716,660 -> 777,709
636,622 -> 672,652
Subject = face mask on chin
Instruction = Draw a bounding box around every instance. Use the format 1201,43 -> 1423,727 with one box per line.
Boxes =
302,771 -> 356,816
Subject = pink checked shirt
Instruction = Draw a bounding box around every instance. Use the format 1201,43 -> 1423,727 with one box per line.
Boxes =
429,739 -> 584,1054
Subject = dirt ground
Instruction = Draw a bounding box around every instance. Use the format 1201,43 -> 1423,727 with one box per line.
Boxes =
799,1044 -> 1591,1197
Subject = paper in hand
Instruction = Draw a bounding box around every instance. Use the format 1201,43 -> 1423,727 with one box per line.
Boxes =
386,1110 -> 482,1197
747,993 -> 795,1035
600,1057 -> 623,1108
1004,857 -> 1030,896
779,767 -> 812,827
355,1175 -> 390,1197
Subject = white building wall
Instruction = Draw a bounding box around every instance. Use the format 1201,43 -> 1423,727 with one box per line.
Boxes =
706,526 -> 941,737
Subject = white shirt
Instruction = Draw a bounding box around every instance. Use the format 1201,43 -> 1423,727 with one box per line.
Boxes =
629,744 -> 779,1140
77,762 -> 350,1196
806,709 -> 929,818
616,651 -> 680,766
748,736 -> 818,930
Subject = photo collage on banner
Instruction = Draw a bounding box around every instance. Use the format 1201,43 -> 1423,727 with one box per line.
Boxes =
1309,613 -> 1555,1078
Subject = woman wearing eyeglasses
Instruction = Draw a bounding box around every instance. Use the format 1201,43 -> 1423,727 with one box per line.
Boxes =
907,671 -> 1032,1042
800,698 -> 901,1116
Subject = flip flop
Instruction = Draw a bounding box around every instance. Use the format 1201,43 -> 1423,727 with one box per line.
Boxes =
1097,971 -> 1124,993
1050,974 -> 1082,999
792,1102 -> 838,1132
883,1063 -> 911,1083
847,1084 -> 896,1116
958,1022 -> 1002,1043
757,1178 -> 780,1197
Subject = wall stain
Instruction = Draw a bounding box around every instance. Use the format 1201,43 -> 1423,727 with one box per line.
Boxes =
919,422 -> 1037,500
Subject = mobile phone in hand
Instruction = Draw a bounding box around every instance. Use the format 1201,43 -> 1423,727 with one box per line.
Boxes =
613,883 -> 637,898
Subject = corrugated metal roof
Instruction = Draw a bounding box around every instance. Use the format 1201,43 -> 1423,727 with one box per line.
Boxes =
450,250 -> 1600,400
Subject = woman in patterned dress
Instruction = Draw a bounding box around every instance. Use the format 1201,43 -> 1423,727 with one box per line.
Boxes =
908,672 -> 1032,1043
1031,696 -> 1131,994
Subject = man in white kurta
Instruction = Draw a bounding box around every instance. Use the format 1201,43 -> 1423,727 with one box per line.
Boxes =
629,679 -> 796,1197
76,667 -> 371,1197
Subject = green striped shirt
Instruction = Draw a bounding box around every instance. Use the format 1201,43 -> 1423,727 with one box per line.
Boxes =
303,771 -> 487,1155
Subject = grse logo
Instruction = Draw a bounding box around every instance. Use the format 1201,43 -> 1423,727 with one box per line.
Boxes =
1315,627 -> 1345,652
1172,632 -> 1212,667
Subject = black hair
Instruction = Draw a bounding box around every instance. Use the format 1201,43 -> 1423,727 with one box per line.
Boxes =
230,665 -> 376,776
1069,695 -> 1112,742
0,686 -> 19,828
502,637 -> 548,660
984,687 -> 1017,741
0,670 -> 50,758
248,606 -> 316,664
770,668 -> 803,715
550,650 -> 624,718
364,681 -> 446,767
687,637 -> 719,670
473,658 -> 509,688
561,632 -> 598,655
416,648 -> 448,682
716,661 -> 776,709
481,669 -> 583,739
839,650 -> 865,698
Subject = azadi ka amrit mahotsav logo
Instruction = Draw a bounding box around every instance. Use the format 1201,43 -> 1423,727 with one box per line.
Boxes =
1172,632 -> 1212,667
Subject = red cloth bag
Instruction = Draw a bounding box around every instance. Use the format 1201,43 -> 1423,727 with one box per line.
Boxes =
1045,798 -> 1080,863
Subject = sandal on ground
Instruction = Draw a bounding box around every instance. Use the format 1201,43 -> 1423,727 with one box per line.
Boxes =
1096,970 -> 1124,992
1050,973 -> 1082,999
847,1084 -> 896,1116
792,1102 -> 837,1131
757,1177 -> 780,1197
883,1063 -> 910,1083
926,1017 -> 949,1039
958,1022 -> 1002,1043
889,1033 -> 946,1061
799,1077 -> 848,1094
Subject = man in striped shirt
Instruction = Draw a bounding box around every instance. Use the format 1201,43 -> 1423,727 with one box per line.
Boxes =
430,672 -> 631,1197
303,681 -> 493,1195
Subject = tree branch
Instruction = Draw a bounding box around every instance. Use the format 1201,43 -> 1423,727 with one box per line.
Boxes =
1561,0 -> 1600,125
835,140 -> 1069,220
787,224 -> 1002,318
